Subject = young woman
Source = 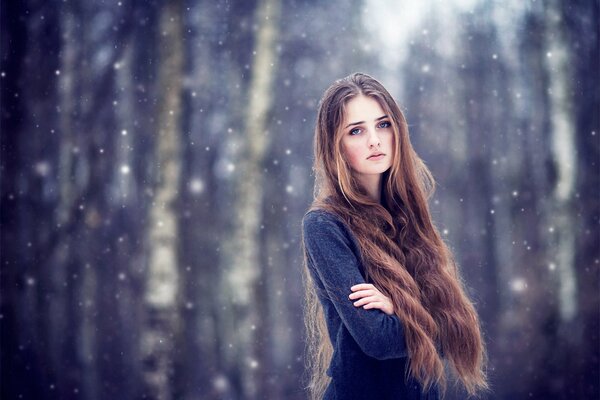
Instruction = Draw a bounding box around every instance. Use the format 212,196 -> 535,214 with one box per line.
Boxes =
301,73 -> 489,400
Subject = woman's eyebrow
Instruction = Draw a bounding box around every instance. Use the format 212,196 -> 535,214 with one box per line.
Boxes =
344,115 -> 388,129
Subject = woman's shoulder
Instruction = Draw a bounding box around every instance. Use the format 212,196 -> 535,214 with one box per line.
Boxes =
302,208 -> 356,245
302,208 -> 344,229
302,207 -> 364,273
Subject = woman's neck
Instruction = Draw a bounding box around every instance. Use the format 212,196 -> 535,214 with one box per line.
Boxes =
358,175 -> 382,204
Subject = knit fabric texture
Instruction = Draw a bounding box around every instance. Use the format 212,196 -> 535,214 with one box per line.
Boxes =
302,209 -> 441,400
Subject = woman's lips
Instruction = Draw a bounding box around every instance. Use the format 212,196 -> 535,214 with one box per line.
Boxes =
368,154 -> 385,160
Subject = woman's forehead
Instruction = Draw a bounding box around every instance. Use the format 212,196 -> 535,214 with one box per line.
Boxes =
342,95 -> 387,123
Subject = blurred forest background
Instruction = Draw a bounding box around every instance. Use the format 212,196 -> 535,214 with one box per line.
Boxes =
1,0 -> 598,399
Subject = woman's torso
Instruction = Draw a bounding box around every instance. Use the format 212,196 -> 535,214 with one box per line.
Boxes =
303,208 -> 441,400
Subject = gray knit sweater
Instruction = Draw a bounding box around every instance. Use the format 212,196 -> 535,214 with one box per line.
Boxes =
302,209 -> 441,400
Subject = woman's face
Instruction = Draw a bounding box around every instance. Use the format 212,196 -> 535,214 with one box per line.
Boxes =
339,95 -> 394,187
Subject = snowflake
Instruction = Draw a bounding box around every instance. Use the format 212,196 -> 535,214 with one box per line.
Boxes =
189,178 -> 204,194
213,375 -> 228,392
34,161 -> 51,177
510,278 -> 527,293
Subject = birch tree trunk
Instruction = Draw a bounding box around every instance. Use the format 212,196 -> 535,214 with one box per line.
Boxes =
544,1 -> 578,328
51,4 -> 79,395
141,1 -> 184,399
219,0 -> 281,397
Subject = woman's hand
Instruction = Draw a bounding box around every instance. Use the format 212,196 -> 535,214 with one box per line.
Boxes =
349,283 -> 395,316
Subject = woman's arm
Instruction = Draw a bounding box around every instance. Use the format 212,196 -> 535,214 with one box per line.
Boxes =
302,210 -> 408,360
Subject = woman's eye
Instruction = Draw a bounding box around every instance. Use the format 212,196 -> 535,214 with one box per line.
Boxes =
349,128 -> 361,135
378,121 -> 391,129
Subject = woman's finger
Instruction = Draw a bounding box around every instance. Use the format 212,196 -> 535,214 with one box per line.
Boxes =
348,289 -> 376,299
350,283 -> 375,292
364,301 -> 394,315
363,301 -> 384,310
352,295 -> 379,307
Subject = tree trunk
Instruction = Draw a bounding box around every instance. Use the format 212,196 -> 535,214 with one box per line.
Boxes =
219,0 -> 281,397
544,0 -> 578,327
141,1 -> 184,399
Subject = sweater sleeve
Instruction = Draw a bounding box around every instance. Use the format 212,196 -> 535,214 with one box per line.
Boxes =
302,210 -> 408,360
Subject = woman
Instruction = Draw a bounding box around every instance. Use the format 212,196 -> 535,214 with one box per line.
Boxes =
301,73 -> 490,400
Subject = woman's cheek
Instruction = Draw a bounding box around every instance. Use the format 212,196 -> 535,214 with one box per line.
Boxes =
344,145 -> 363,171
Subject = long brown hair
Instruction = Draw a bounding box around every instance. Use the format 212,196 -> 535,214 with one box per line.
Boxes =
302,72 -> 490,399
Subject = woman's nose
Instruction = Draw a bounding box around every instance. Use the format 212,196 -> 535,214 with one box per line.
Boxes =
367,129 -> 381,148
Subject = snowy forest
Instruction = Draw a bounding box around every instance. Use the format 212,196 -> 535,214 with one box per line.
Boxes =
1,0 -> 598,399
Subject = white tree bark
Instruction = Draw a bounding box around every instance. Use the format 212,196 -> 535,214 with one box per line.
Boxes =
141,1 -> 184,399
544,2 -> 578,324
112,39 -> 136,207
220,0 -> 281,397
78,262 -> 98,400
57,11 -> 77,227
49,7 -> 77,394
